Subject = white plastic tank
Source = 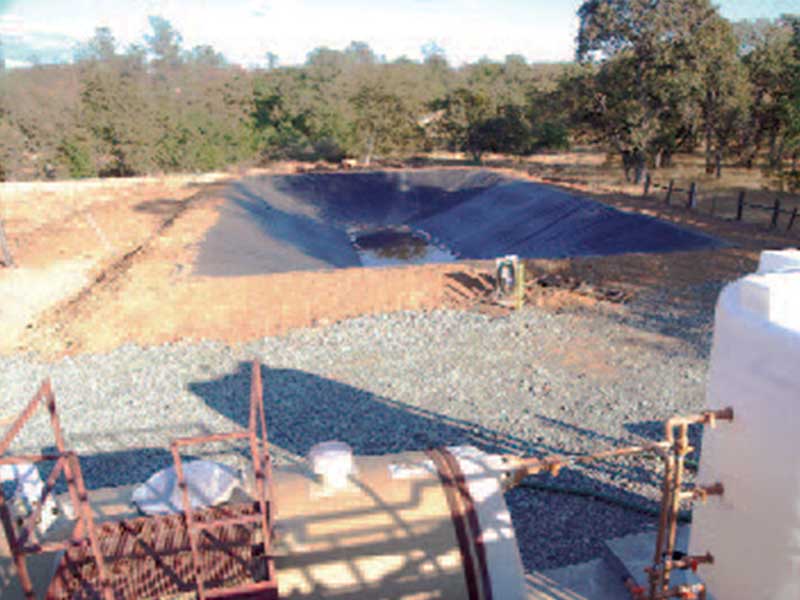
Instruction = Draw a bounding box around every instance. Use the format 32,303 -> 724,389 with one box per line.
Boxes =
689,249 -> 800,599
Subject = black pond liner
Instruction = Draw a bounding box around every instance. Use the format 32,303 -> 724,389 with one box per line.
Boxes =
195,169 -> 725,276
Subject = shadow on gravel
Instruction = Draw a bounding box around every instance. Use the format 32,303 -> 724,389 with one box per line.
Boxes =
624,420 -> 704,462
532,415 -> 665,490
189,362 -> 529,457
188,362 -> 663,569
40,447 -> 186,494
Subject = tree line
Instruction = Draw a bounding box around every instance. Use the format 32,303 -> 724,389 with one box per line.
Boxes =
0,2 -> 798,191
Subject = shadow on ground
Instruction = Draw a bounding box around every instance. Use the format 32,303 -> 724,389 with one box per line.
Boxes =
133,198 -> 186,215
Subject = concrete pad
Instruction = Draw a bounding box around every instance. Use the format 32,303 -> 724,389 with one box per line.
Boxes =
605,526 -> 706,592
525,558 -> 630,599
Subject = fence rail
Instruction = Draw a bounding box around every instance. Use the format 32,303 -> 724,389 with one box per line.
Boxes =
643,174 -> 799,234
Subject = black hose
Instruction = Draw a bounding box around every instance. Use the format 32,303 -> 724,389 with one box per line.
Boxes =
516,479 -> 692,523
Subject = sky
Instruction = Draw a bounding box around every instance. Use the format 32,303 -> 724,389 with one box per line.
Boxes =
0,0 -> 797,69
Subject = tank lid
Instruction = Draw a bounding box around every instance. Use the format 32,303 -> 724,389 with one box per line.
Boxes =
757,248 -> 800,274
308,441 -> 354,489
739,250 -> 800,332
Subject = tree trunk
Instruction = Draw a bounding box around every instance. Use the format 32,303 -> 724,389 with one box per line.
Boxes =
632,150 -> 646,185
774,137 -> 786,171
621,150 -> 632,182
742,91 -> 765,169
715,149 -> 723,179
705,119 -> 715,175
704,90 -> 715,174
654,148 -> 663,170
768,127 -> 783,169
363,132 -> 375,166
0,218 -> 14,268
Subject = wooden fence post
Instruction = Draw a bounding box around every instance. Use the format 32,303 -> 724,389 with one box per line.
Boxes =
787,207 -> 798,232
771,199 -> 781,229
516,261 -> 526,311
643,174 -> 651,198
687,182 -> 697,209
665,179 -> 674,205
0,219 -> 13,268
736,190 -> 746,221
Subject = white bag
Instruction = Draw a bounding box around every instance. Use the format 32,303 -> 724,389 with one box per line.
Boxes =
132,460 -> 242,516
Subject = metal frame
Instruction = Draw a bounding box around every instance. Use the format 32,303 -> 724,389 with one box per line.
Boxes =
2,364 -> 278,600
0,380 -> 112,600
169,361 -> 277,600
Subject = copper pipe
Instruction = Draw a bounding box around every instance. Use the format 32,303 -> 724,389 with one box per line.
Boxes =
664,552 -> 714,573
503,408 -> 733,599
662,423 -> 690,590
624,576 -> 647,599
506,409 -> 733,599
680,483 -> 724,503
648,408 -> 732,597
650,451 -> 674,597
663,408 -> 734,441
655,582 -> 708,599
505,441 -> 670,488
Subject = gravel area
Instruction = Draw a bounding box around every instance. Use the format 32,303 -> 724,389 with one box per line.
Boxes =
0,298 -> 715,571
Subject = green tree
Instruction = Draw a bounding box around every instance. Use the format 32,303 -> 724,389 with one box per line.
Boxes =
433,88 -> 494,161
777,15 -> 800,190
350,80 -> 420,164
74,26 -> 117,63
265,52 -> 279,70
576,0 -> 742,182
79,45 -> 156,176
0,117 -> 27,181
187,45 -> 226,67
145,16 -> 183,71
695,14 -> 752,176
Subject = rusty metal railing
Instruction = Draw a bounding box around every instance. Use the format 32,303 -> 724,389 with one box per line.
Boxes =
0,380 -> 112,599
169,361 -> 277,600
2,363 -> 278,600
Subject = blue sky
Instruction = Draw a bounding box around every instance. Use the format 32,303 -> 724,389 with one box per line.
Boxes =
0,0 -> 797,68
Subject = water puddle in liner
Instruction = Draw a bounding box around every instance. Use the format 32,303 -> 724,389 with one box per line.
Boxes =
351,227 -> 457,267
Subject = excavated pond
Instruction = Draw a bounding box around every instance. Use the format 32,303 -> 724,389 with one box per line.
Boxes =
195,169 -> 723,276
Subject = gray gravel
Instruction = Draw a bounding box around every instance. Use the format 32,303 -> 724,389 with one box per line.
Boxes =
0,299 -> 715,571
